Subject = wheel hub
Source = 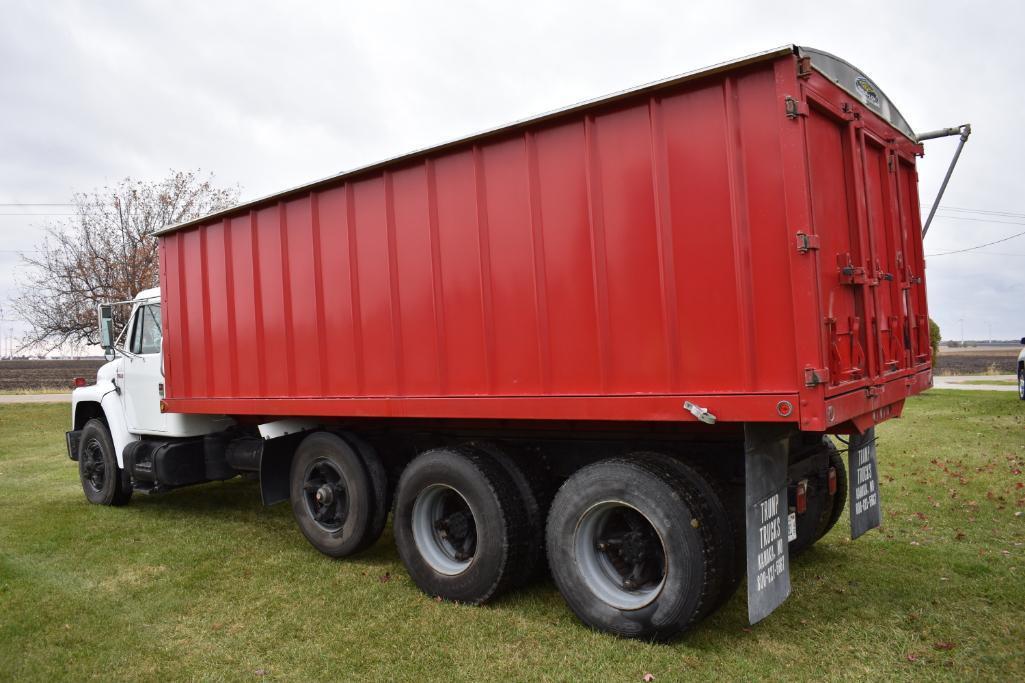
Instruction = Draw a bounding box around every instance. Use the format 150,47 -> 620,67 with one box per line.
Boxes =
315,484 -> 334,506
412,484 -> 478,574
302,460 -> 348,531
577,501 -> 667,610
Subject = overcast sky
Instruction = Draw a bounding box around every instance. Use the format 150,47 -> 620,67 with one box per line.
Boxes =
2,0 -> 1023,352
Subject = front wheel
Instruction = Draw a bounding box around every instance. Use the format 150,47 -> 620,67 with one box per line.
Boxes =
77,419 -> 132,506
1018,366 -> 1024,400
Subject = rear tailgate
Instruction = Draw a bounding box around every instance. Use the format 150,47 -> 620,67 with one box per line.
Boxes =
799,58 -> 928,398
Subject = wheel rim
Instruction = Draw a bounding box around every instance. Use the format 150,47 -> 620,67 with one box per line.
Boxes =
302,458 -> 349,532
411,484 -> 477,575
574,501 -> 668,610
81,438 -> 106,492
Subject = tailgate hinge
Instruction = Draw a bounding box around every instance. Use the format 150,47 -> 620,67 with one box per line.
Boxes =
784,95 -> 808,119
804,367 -> 831,387
797,56 -> 813,79
795,231 -> 820,254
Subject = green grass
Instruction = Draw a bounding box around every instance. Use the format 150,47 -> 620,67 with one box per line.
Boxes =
952,379 -> 1017,386
1,391 -> 1023,681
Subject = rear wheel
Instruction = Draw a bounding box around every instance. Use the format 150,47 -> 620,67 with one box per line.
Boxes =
289,432 -> 376,558
78,419 -> 132,506
339,432 -> 389,552
466,442 -> 554,584
546,458 -> 718,641
820,441 -> 847,538
393,447 -> 530,604
1018,366 -> 1024,400
790,438 -> 847,555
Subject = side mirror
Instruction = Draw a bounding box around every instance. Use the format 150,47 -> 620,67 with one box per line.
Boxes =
99,304 -> 115,360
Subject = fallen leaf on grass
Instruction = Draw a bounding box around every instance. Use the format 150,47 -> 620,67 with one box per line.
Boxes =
906,653 -> 920,662
934,642 -> 957,651
254,669 -> 266,677
379,572 -> 391,583
643,674 -> 655,682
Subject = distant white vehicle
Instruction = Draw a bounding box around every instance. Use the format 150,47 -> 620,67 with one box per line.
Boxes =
1018,339 -> 1024,400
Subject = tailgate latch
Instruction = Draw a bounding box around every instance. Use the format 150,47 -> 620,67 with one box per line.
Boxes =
683,401 -> 717,424
804,367 -> 831,387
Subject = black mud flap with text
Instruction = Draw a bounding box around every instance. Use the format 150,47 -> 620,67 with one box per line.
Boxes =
744,424 -> 792,625
848,427 -> 882,539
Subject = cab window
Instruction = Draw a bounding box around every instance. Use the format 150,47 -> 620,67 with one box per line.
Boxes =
129,304 -> 162,355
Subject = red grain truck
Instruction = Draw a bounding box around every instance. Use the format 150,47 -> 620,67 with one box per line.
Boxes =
68,45 -> 936,639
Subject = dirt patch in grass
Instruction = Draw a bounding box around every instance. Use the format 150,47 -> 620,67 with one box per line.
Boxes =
0,359 -> 105,392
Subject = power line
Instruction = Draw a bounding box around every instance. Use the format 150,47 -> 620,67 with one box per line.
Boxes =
931,215 -> 1025,227
938,205 -> 1025,219
926,229 -> 1025,256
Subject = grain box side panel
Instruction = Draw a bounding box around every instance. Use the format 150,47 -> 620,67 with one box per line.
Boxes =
253,205 -> 290,396
591,105 -> 669,394
732,68 -> 798,391
432,151 -> 490,395
479,136 -> 544,395
660,79 -> 745,392
390,163 -> 444,396
316,186 -> 363,396
227,213 -> 262,397
532,121 -> 603,394
352,176 -> 400,396
283,195 -> 324,397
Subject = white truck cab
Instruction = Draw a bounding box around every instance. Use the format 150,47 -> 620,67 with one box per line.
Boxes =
67,288 -> 232,474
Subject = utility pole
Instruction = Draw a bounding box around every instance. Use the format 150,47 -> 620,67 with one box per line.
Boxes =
959,318 -> 965,347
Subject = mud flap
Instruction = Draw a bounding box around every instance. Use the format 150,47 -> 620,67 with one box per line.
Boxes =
848,427 -> 882,539
258,436 -> 299,506
744,423 -> 792,625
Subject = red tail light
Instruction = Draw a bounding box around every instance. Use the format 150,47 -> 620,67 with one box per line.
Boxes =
795,480 -> 808,515
827,466 -> 838,495
73,377 -> 86,388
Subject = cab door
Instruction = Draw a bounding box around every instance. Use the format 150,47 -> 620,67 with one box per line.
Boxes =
123,303 -> 166,433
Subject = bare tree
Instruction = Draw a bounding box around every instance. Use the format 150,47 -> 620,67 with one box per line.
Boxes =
14,170 -> 239,350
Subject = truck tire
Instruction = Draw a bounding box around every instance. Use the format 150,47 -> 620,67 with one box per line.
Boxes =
339,432 -> 389,552
627,452 -> 739,614
78,419 -> 132,506
466,441 -> 554,584
546,457 -> 718,641
393,447 -> 530,604
820,442 -> 847,538
1018,366 -> 1025,401
790,439 -> 847,556
290,432 -> 376,558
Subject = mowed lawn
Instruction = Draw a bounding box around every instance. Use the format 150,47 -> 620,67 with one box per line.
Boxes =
1,392 -> 1022,681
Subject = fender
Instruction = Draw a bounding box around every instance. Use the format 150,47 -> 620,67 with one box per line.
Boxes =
71,365 -> 139,468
